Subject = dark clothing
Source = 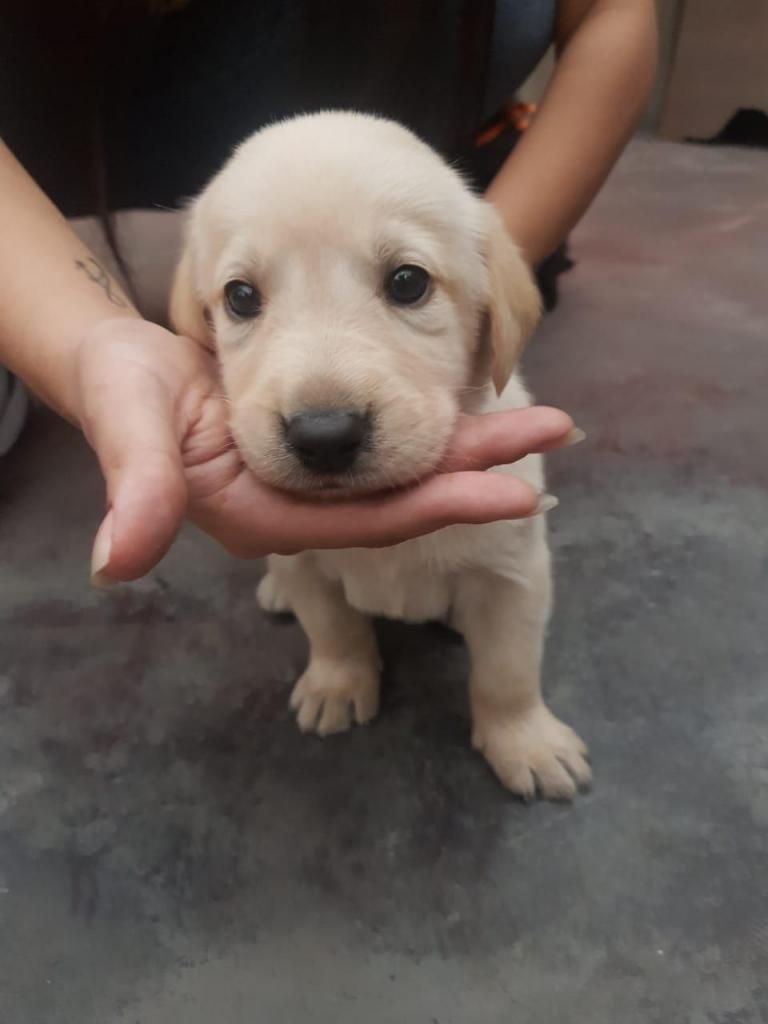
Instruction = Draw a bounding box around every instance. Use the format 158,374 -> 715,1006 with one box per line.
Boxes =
0,0 -> 555,214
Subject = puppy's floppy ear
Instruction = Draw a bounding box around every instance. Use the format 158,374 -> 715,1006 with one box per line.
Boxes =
168,234 -> 213,347
483,203 -> 542,396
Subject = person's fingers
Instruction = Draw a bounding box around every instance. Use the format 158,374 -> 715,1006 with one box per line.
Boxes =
439,407 -> 580,472
193,468 -> 546,559
298,471 -> 546,550
84,367 -> 188,582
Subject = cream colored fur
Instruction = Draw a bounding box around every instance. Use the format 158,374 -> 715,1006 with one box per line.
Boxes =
171,112 -> 589,801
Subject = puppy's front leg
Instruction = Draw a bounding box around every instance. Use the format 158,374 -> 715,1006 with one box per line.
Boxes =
271,556 -> 381,736
453,543 -> 590,801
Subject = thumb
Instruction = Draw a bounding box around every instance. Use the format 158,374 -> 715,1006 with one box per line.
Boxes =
86,374 -> 189,584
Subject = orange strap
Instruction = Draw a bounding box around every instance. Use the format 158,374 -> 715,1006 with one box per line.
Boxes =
475,101 -> 537,147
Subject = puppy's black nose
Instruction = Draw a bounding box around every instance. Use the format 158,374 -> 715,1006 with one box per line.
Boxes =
285,409 -> 370,473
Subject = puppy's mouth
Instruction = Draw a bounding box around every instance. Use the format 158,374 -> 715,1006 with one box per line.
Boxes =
295,476 -> 367,500
278,467 -> 427,502
269,465 -> 392,503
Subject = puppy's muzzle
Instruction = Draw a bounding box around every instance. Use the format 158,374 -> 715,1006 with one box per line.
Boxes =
284,408 -> 371,474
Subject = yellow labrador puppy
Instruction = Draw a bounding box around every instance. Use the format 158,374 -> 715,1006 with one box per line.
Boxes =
170,112 -> 590,800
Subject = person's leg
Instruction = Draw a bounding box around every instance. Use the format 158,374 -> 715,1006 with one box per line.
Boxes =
69,209 -> 185,326
0,367 -> 29,456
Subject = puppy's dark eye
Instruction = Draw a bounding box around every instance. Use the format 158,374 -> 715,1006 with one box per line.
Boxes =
224,279 -> 262,319
384,264 -> 431,306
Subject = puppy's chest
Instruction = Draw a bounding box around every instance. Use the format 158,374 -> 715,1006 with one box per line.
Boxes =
315,547 -> 454,622
313,521 -> 532,623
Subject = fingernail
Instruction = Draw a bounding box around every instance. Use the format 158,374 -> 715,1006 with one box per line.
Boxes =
534,493 -> 559,515
564,427 -> 586,447
90,512 -> 114,588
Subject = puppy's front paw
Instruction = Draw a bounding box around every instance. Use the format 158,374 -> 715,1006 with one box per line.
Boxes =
257,573 -> 292,614
290,659 -> 380,736
472,702 -> 591,801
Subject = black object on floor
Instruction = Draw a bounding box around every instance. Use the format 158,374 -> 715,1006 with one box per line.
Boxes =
690,107 -> 768,149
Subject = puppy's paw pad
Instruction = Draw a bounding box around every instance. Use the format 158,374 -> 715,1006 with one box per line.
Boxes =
257,573 -> 292,614
290,661 -> 380,736
473,703 -> 591,801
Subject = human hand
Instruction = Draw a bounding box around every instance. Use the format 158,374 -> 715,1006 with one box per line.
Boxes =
75,319 -> 579,584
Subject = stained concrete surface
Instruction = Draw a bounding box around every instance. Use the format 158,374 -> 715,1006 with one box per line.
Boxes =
1,139 -> 768,1023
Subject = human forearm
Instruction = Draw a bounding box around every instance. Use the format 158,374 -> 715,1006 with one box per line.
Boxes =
486,0 -> 657,264
0,142 -> 139,421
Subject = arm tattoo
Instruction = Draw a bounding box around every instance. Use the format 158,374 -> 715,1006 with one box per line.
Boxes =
74,256 -> 128,307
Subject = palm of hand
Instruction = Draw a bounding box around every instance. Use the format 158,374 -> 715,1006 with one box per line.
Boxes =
77,319 -> 573,583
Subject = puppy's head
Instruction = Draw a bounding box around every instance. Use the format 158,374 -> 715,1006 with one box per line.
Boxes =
171,112 -> 539,497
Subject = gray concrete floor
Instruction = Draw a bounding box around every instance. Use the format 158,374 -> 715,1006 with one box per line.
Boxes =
1,139 -> 768,1023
